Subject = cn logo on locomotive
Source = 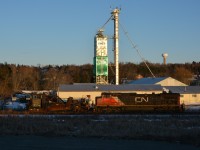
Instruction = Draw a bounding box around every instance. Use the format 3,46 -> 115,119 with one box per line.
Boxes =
135,97 -> 149,103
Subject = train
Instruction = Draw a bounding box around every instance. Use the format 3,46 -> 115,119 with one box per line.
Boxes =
95,92 -> 184,113
0,92 -> 184,113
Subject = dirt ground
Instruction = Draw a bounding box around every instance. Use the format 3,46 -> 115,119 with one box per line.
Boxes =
0,135 -> 199,150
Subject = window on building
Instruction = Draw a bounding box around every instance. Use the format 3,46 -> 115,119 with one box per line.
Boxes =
180,95 -> 184,97
192,94 -> 197,97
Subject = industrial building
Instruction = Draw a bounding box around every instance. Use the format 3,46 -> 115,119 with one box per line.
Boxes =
128,77 -> 200,110
57,77 -> 186,101
57,84 -> 163,103
166,86 -> 200,111
57,83 -> 200,111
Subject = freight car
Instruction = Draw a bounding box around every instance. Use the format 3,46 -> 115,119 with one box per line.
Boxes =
28,93 -> 90,113
95,92 -> 183,113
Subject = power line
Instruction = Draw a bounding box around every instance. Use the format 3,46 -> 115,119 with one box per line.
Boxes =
119,21 -> 156,78
99,15 -> 113,31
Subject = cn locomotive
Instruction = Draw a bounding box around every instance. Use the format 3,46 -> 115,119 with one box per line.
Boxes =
95,92 -> 184,113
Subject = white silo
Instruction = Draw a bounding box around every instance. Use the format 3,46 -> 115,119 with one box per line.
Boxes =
162,53 -> 168,65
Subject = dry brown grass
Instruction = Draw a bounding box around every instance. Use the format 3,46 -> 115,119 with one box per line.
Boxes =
0,114 -> 200,146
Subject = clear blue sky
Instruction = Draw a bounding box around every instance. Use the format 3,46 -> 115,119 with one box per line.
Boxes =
0,0 -> 200,66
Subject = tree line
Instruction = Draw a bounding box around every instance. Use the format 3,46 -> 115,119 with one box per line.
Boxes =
0,61 -> 200,96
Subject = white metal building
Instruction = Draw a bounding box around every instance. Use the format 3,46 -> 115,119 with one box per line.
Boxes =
166,86 -> 200,111
57,84 -> 163,103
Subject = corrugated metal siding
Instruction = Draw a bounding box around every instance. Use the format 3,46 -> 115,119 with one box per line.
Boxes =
57,84 -> 163,103
165,86 -> 200,106
166,86 -> 200,94
58,91 -> 102,102
58,84 -> 163,92
180,94 -> 200,105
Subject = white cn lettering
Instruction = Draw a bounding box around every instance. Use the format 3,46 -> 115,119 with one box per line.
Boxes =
135,97 -> 149,103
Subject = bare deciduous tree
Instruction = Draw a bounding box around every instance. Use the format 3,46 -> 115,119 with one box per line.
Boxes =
172,66 -> 193,85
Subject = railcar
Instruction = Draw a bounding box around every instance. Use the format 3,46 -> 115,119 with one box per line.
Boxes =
29,94 -> 90,113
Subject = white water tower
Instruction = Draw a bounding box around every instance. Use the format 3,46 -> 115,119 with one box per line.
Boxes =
162,53 -> 168,65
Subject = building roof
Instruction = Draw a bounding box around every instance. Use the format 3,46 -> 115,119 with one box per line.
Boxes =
58,84 -> 163,92
165,86 -> 200,94
128,77 -> 169,84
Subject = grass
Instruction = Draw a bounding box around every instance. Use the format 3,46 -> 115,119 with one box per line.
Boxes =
0,114 -> 199,147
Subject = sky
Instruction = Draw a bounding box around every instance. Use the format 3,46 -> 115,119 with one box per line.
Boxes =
0,0 -> 200,66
